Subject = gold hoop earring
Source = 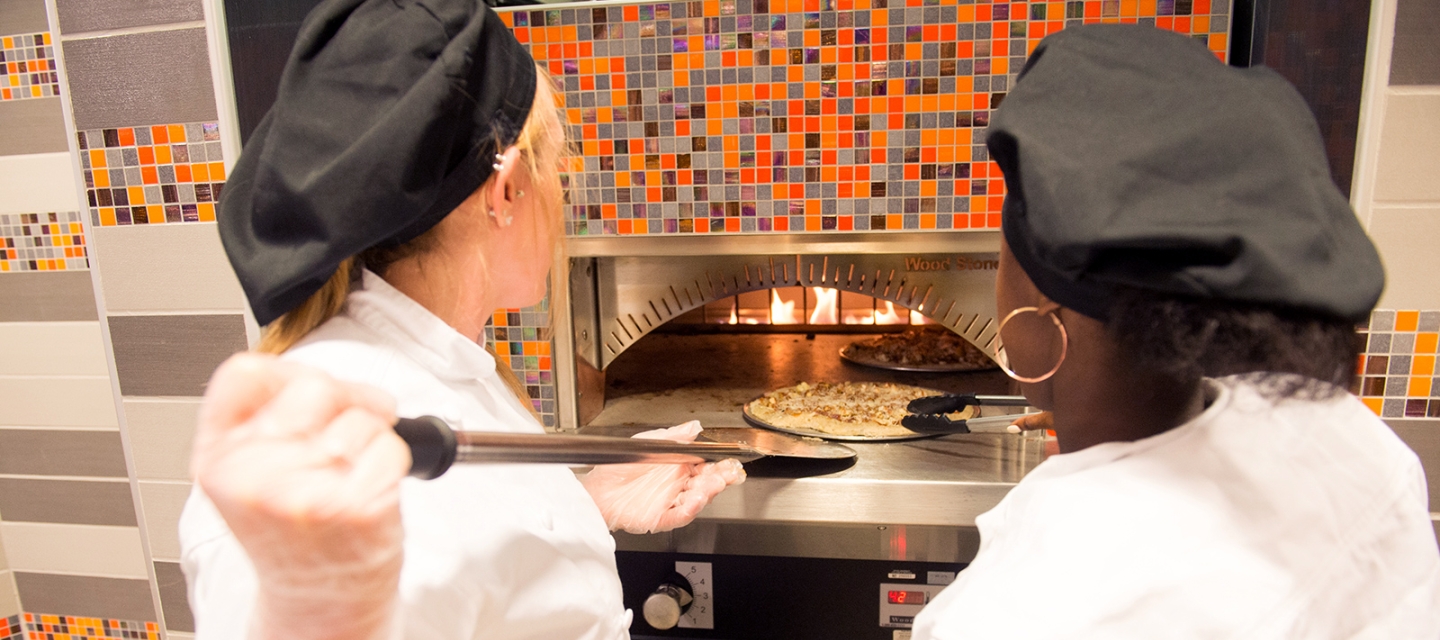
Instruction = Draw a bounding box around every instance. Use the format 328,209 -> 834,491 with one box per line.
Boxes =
994,306 -> 1068,384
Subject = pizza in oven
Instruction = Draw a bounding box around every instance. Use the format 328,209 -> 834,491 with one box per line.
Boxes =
745,381 -> 971,438
842,326 -> 997,371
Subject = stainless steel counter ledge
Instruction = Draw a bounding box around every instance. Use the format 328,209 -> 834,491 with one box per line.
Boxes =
587,430 -> 1045,563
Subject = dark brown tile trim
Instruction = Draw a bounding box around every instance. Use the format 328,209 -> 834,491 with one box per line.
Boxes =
0,478 -> 137,526
13,572 -> 155,622
0,430 -> 127,478
0,272 -> 98,322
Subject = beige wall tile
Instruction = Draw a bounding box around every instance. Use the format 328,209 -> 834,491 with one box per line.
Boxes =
0,377 -> 118,428
0,571 -> 18,619
138,482 -> 189,561
125,400 -> 198,481
13,572 -> 155,621
92,224 -> 246,313
0,153 -> 82,215
0,322 -> 107,376
0,522 -> 148,579
1370,206 -> 1440,310
1374,93 -> 1440,202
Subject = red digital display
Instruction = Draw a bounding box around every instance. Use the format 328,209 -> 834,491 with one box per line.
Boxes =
887,590 -> 927,605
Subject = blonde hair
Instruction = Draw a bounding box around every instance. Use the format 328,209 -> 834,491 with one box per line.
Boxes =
257,68 -> 567,370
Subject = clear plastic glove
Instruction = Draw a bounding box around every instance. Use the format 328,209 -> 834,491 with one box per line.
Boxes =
581,421 -> 746,534
191,353 -> 411,640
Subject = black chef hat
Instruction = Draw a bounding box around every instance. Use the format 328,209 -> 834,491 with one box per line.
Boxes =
988,25 -> 1383,323
219,0 -> 537,325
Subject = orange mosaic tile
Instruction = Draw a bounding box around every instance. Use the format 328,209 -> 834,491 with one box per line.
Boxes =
1,212 -> 88,272
79,122 -> 225,226
0,32 -> 60,102
1356,309 -> 1440,419
20,613 -> 158,640
500,0 -> 1229,236
488,299 -> 557,428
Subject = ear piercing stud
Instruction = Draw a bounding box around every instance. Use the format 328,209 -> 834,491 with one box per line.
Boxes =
492,153 -> 505,172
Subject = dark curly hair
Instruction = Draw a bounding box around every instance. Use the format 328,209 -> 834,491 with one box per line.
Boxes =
1106,288 -> 1360,400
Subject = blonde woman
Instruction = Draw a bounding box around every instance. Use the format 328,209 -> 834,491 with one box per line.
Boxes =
181,1 -> 743,639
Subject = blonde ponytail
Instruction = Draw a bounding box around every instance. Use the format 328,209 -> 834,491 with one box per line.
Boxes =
256,259 -> 355,354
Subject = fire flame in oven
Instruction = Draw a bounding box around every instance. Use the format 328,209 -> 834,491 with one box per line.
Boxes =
713,287 -> 924,325
770,290 -> 800,324
874,301 -> 906,325
808,288 -> 839,324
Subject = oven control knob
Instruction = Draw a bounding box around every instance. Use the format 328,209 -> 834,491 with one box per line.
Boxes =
642,583 -> 694,630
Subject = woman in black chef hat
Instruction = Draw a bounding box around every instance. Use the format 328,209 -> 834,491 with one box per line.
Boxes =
912,25 -> 1440,638
181,0 -> 741,638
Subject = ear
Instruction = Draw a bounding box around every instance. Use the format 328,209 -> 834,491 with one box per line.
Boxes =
1036,296 -> 1063,317
486,145 -> 524,220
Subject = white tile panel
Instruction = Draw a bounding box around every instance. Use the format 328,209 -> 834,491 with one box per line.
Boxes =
0,377 -> 119,428
1374,93 -> 1440,203
1371,205 -> 1440,310
0,322 -> 108,376
0,522 -> 148,579
0,153 -> 81,215
0,571 -> 18,619
124,399 -> 198,481
92,223 -> 247,313
138,481 -> 189,561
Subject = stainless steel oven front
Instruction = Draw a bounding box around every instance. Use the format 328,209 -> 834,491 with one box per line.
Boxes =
549,231 -> 1042,639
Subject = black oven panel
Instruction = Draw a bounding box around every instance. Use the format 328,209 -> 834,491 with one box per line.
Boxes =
617,551 -> 966,640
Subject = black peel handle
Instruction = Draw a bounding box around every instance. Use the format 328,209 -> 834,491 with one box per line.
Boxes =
906,394 -> 1030,415
901,414 -> 971,435
394,416 -> 457,480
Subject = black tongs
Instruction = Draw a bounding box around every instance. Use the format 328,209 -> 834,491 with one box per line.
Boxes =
902,394 -> 1032,435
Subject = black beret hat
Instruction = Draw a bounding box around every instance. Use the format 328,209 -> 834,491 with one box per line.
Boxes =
989,25 -> 1383,323
219,0 -> 537,326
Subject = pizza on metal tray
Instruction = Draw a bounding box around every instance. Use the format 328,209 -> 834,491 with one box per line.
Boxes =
746,381 -> 971,438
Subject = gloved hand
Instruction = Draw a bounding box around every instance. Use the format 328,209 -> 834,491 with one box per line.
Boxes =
581,421 -> 746,534
192,353 -> 411,640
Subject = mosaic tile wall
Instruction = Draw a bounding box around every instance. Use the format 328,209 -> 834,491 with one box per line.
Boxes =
78,122 -> 227,227
1357,309 -> 1440,419
486,299 -> 558,428
2,615 -> 21,640
0,33 -> 59,101
0,212 -> 88,272
18,613 -> 159,640
500,0 -> 1230,237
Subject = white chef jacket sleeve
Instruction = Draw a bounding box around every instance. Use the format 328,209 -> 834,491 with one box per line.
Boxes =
179,486 -> 259,640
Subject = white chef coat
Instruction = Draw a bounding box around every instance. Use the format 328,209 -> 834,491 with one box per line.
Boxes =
914,375 -> 1440,640
180,270 -> 631,640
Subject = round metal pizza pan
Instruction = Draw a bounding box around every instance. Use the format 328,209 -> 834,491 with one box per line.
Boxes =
741,389 -> 970,442
838,345 -> 1001,373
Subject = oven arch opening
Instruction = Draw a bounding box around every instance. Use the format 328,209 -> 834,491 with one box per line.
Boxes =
568,253 -> 1011,429
574,253 -> 1003,372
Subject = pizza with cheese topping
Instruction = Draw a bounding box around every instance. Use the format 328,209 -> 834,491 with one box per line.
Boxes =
745,381 -> 969,439
842,326 -> 997,371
